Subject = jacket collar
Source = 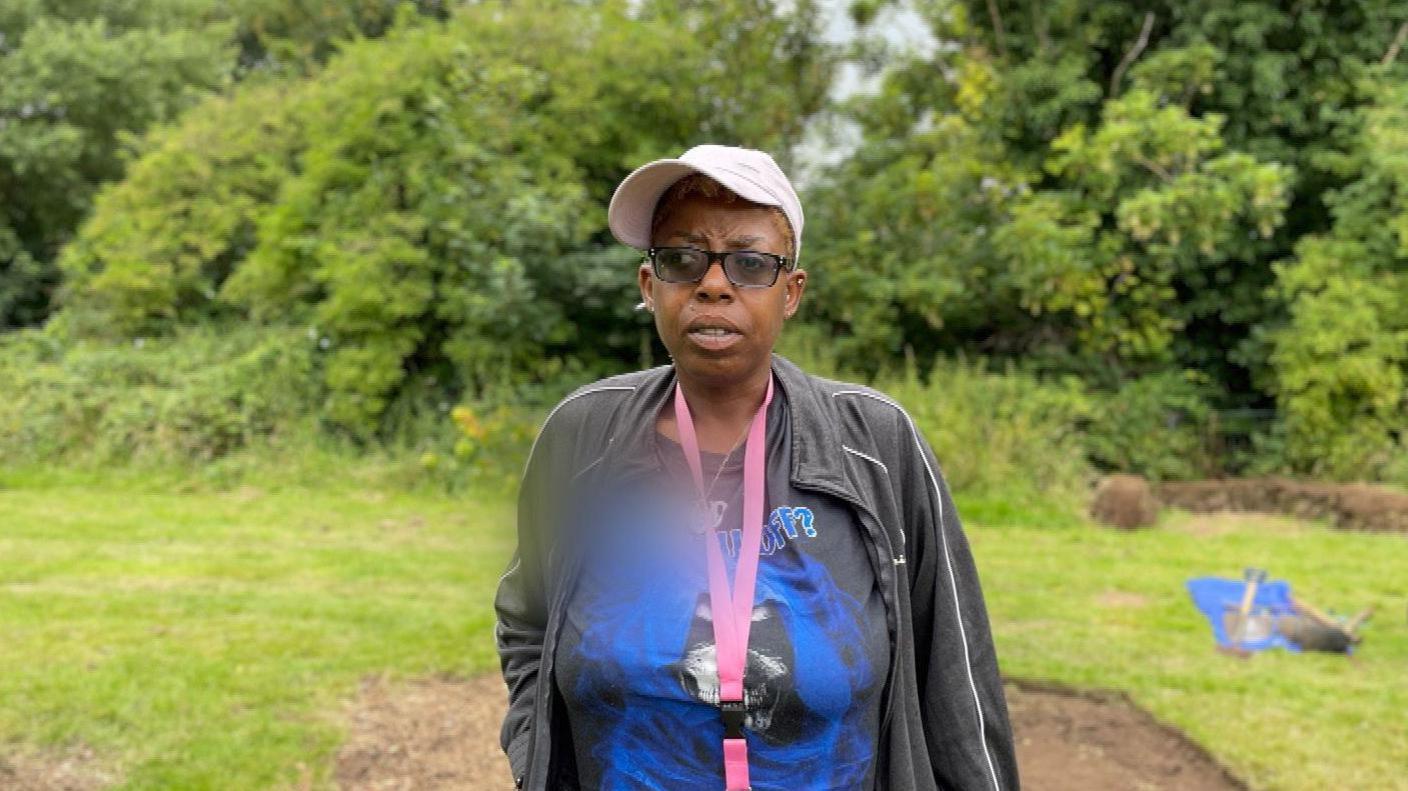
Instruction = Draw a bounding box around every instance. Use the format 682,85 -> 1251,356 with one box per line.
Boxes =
606,352 -> 855,499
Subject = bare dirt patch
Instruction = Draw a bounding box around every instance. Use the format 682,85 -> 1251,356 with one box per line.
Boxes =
1008,681 -> 1245,791
334,672 -> 513,791
334,673 -> 1244,790
0,742 -> 119,791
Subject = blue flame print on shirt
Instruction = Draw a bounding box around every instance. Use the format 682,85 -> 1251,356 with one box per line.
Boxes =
563,497 -> 879,791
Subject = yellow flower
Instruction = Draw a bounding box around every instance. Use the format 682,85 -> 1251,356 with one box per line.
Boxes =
451,405 -> 486,440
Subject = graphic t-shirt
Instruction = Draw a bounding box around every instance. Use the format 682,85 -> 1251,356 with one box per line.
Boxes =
554,377 -> 890,790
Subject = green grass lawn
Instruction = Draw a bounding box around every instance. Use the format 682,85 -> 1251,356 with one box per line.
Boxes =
964,497 -> 1408,791
0,467 -> 514,790
3,468 -> 1406,789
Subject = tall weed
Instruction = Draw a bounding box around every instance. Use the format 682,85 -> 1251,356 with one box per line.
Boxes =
780,325 -> 1094,505
0,322 -> 320,467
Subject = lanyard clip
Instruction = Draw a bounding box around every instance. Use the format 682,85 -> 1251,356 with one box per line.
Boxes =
720,699 -> 748,739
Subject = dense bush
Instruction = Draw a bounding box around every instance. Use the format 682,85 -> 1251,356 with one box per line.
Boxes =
1082,370 -> 1217,481
0,0 -> 233,330
0,0 -> 451,331
56,0 -> 835,438
0,323 -> 320,465
1261,81 -> 1408,480
0,315 -> 1095,504
50,78 -> 304,337
887,355 -> 1093,499
774,325 -> 1094,499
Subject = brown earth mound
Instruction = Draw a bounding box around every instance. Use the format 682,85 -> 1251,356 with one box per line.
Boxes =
334,673 -> 1245,790
1091,474 -> 1160,529
1157,476 -> 1408,534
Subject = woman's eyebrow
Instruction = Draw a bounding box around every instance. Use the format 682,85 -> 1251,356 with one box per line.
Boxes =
668,231 -> 766,248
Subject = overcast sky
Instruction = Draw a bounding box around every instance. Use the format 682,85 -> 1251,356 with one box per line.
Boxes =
792,0 -> 938,185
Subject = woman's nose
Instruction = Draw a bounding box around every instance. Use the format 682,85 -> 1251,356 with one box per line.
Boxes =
694,259 -> 734,301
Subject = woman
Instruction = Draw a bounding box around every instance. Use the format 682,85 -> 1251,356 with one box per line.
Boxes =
495,144 -> 1019,790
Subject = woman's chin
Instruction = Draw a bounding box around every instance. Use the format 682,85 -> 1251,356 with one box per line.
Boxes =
673,348 -> 755,379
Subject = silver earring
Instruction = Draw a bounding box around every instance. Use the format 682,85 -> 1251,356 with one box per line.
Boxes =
635,300 -> 653,313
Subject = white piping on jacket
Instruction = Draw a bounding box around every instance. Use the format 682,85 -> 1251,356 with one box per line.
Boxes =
841,444 -> 907,565
841,444 -> 890,475
520,385 -> 638,478
572,442 -> 611,482
832,388 -> 1002,791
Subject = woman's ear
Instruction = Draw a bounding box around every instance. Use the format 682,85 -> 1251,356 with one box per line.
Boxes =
783,268 -> 806,319
638,261 -> 655,312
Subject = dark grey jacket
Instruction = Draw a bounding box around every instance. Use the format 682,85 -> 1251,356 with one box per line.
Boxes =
494,352 -> 1020,790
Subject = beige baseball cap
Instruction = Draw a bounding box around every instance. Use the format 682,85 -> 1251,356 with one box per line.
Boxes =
607,143 -> 805,264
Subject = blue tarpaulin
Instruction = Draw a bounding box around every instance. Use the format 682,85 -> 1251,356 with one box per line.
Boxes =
1186,575 -> 1300,652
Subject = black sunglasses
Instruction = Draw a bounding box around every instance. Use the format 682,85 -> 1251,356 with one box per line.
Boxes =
647,246 -> 793,289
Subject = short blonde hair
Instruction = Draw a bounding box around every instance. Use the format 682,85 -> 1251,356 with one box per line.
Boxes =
650,173 -> 796,259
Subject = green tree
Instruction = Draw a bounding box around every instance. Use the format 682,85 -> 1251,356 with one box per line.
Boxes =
0,0 -> 450,331
1262,79 -> 1408,479
57,0 -> 837,436
230,0 -> 449,75
0,0 -> 233,329
805,0 -> 1408,480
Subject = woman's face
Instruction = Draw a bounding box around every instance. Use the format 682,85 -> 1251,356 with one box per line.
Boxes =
639,192 -> 806,385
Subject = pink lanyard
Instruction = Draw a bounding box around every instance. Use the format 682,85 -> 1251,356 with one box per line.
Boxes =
673,373 -> 774,791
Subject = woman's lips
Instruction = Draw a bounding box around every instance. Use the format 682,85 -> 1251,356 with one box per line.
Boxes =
686,328 -> 744,352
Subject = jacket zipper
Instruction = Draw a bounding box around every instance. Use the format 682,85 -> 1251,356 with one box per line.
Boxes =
790,478 -> 903,749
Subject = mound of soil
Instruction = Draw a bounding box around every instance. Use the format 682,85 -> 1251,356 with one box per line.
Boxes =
1156,476 -> 1408,534
333,673 -> 1246,790
1091,474 -> 1160,529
